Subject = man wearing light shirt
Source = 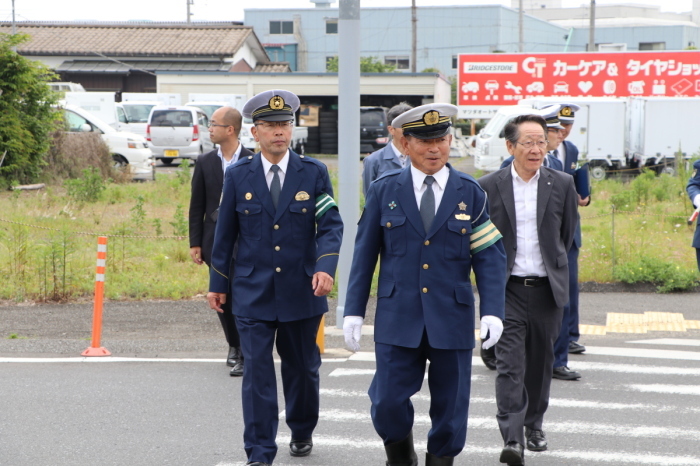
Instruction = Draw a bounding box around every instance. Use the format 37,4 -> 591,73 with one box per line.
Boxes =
362,102 -> 413,196
189,106 -> 253,377
478,114 -> 577,465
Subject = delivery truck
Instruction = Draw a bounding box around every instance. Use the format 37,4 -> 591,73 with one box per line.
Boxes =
627,97 -> 700,176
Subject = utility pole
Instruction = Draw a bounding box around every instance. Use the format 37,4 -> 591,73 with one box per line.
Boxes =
588,0 -> 596,51
187,0 -> 194,24
411,0 -> 417,72
336,0 -> 361,328
518,0 -> 524,53
11,0 -> 16,52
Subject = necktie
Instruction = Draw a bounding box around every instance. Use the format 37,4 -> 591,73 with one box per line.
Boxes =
270,165 -> 281,209
552,149 -> 559,160
419,175 -> 435,233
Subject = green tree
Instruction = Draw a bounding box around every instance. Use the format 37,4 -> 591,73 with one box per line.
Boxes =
0,33 -> 60,187
326,56 -> 397,73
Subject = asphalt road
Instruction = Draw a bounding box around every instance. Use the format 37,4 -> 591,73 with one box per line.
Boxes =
1,292 -> 700,465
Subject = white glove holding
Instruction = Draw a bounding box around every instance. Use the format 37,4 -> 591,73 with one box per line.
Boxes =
480,315 -> 504,350
343,316 -> 364,352
693,194 -> 700,209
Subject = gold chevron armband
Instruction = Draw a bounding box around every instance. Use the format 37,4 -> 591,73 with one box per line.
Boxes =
470,219 -> 502,254
316,193 -> 337,220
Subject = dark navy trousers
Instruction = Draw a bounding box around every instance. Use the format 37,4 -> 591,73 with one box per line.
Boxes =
553,244 -> 579,368
236,314 -> 322,465
370,333 -> 473,458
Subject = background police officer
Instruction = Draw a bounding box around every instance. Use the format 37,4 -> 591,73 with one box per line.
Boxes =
207,90 -> 343,466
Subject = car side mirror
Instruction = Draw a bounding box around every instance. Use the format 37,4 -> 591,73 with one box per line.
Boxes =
80,123 -> 92,132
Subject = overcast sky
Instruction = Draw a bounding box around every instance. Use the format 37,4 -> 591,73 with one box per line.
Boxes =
0,0 -> 694,23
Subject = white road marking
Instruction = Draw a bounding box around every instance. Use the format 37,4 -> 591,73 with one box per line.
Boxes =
627,338 -> 700,347
564,361 -> 700,376
583,346 -> 700,361
0,357 -> 347,364
628,384 -> 700,396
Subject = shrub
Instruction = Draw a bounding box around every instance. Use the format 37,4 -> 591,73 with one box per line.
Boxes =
44,131 -> 121,184
64,168 -> 107,203
614,256 -> 698,292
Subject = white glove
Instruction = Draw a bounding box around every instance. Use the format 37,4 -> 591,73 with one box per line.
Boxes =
480,315 -> 504,350
343,316 -> 364,352
693,194 -> 700,209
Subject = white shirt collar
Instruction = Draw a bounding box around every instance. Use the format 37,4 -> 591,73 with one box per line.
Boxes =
261,149 -> 290,175
390,141 -> 403,158
510,162 -> 540,184
410,163 -> 449,191
217,143 -> 243,164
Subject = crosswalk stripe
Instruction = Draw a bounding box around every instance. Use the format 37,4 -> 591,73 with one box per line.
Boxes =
563,361 -> 700,376
583,346 -> 700,361
627,338 -> 700,347
628,384 -> 700,396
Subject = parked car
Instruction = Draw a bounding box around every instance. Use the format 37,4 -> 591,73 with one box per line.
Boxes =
146,106 -> 214,165
61,104 -> 154,181
116,101 -> 159,138
360,106 -> 389,153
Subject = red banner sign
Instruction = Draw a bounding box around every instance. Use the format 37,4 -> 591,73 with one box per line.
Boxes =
458,51 -> 700,114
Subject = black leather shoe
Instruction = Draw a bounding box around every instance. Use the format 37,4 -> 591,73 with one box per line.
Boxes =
499,442 -> 524,465
289,438 -> 313,457
480,344 -> 497,371
525,428 -> 547,452
385,431 -> 418,466
246,462 -> 270,466
426,452 -> 454,466
229,360 -> 244,377
227,346 -> 242,367
552,366 -> 581,380
568,341 -> 586,354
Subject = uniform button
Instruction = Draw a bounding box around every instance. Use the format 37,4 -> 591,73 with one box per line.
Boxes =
386,222 -> 392,228
244,209 -> 249,215
274,224 -> 280,230
302,208 -> 307,213
276,267 -> 281,272
461,228 -> 466,234
423,264 -> 429,269
424,240 -> 430,246
275,246 -> 280,251
300,155 -> 305,158
422,287 -> 428,293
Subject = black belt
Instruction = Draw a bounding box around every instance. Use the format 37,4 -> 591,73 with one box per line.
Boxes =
509,276 -> 549,287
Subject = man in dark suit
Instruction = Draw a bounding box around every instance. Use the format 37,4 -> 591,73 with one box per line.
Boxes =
207,90 -> 343,466
344,104 -> 507,466
189,106 -> 252,377
361,102 -> 413,196
686,159 -> 700,271
481,106 -> 565,371
552,103 -> 591,381
478,114 -> 577,465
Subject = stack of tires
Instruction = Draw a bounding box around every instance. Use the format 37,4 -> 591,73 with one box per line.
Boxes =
305,126 -> 320,154
319,110 -> 338,155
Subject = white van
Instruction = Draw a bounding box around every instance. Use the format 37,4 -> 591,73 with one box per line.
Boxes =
116,101 -> 160,138
62,104 -> 154,181
146,106 -> 214,165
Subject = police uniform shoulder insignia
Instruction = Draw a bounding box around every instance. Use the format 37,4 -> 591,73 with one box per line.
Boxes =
245,192 -> 253,200
295,191 -> 310,201
316,192 -> 338,220
458,201 -> 467,211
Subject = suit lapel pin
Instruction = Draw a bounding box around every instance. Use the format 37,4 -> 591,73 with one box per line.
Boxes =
388,201 -> 397,210
547,182 -> 551,185
458,201 -> 467,211
245,192 -> 253,200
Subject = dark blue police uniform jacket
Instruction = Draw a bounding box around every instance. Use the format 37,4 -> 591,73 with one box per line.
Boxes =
686,159 -> 700,262
210,151 -> 343,321
345,164 -> 506,349
362,143 -> 404,197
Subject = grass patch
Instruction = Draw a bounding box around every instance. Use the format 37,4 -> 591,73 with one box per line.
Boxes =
0,159 -> 698,302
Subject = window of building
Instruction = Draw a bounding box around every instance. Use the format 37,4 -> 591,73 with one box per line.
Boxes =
639,42 -> 666,51
326,20 -> 338,34
270,20 -> 293,34
452,55 -> 458,69
385,56 -> 410,70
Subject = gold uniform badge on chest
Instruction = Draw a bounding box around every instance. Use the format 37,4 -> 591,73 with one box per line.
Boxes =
245,192 -> 253,200
458,201 -> 467,211
455,213 -> 470,221
295,191 -> 310,201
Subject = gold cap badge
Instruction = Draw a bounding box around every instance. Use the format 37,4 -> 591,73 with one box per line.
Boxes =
560,106 -> 572,116
295,191 -> 310,201
269,96 -> 285,110
423,110 -> 440,126
245,192 -> 253,200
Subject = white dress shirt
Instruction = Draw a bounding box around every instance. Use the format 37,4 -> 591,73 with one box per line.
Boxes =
218,143 -> 243,173
390,141 -> 407,167
410,164 -> 449,214
261,149 -> 289,190
510,163 -> 547,277
556,142 -> 567,168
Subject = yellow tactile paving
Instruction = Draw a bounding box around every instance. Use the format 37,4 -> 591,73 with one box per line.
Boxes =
579,311 -> 699,335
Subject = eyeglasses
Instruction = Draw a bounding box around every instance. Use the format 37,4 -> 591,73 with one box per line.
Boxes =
516,140 -> 548,149
255,121 -> 293,129
208,123 -> 232,128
